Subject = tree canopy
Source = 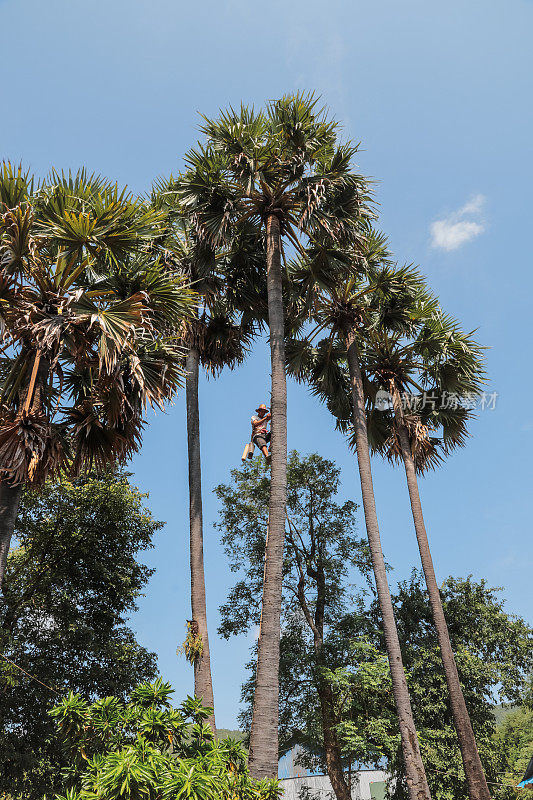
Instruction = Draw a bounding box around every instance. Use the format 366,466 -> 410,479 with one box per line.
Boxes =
0,470 -> 163,798
215,452 -> 533,800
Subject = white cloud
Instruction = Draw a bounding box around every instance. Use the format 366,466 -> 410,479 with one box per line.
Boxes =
430,194 -> 486,251
458,193 -> 485,216
430,219 -> 484,251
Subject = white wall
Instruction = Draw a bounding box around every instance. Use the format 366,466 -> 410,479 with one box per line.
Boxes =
279,770 -> 389,800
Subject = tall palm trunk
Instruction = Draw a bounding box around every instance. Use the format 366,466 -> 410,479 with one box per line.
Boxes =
0,483 -> 23,591
344,328 -> 431,800
248,213 -> 288,779
394,413 -> 491,800
185,347 -> 216,731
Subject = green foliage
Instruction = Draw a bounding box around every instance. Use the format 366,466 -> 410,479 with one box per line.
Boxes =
216,453 -> 533,798
324,640 -> 399,766
216,451 -> 371,642
48,679 -> 281,800
382,575 -> 533,799
0,165 -> 194,486
493,694 -> 533,798
177,620 -> 204,665
0,470 -> 162,798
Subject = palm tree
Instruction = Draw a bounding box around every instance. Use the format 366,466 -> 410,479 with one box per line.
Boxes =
152,186 -> 259,730
178,94 -> 370,778
291,235 -> 492,798
361,313 -> 491,800
0,164 -> 194,590
287,234 -> 432,800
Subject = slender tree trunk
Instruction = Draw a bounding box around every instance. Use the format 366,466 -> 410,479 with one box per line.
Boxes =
0,482 -> 23,592
0,353 -> 49,593
185,347 -> 216,731
290,513 -> 350,800
317,679 -> 352,800
395,419 -> 491,800
248,213 -> 288,779
344,328 -> 431,800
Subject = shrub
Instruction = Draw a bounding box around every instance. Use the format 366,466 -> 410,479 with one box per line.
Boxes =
49,678 -> 281,800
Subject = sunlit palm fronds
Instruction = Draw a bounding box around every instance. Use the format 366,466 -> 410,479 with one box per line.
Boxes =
179,94 -> 372,260
0,164 -> 196,487
287,229 -> 485,474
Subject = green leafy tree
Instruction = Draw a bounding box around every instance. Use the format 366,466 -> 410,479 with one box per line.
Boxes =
494,688 -> 533,798
308,574 -> 532,800
0,163 -> 194,589
0,470 -> 163,798
48,679 -> 282,800
385,574 -> 533,800
216,451 -> 376,800
179,94 -> 371,777
323,638 -> 398,772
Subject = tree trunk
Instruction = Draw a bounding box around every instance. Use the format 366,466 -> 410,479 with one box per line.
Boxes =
395,419 -> 491,800
248,213 -> 288,779
317,681 -> 352,800
0,353 -> 49,593
185,347 -> 216,731
344,328 -> 431,800
0,482 -> 23,591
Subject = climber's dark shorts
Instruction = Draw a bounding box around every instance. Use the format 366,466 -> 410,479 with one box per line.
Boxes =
253,431 -> 271,450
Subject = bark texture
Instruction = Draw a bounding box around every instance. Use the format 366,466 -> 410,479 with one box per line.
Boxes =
288,509 -> 351,800
396,420 -> 491,800
185,347 -> 216,731
0,482 -> 23,591
317,682 -> 352,800
248,214 -> 288,779
344,329 -> 431,800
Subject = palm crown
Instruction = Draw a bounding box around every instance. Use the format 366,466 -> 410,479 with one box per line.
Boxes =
151,178 -> 258,373
287,230 -> 485,472
178,93 -> 372,255
0,164 -> 195,485
362,310 -> 486,472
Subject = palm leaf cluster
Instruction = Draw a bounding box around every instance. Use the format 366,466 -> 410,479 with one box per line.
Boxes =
364,313 -> 485,471
0,164 -> 195,485
287,230 -> 486,474
151,178 -> 258,374
178,93 -> 372,260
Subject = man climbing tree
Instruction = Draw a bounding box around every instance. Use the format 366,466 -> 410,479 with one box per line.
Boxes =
179,94 -> 370,778
251,404 -> 272,465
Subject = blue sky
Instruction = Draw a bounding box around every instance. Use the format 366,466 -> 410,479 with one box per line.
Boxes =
2,0 -> 532,726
